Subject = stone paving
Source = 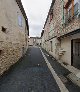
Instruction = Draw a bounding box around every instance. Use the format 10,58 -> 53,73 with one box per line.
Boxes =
0,47 -> 60,92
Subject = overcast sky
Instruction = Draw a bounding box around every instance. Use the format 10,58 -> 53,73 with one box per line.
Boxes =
21,0 -> 52,37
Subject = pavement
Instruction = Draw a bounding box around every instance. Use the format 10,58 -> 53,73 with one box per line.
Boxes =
0,46 -> 60,92
0,46 -> 80,92
41,48 -> 80,92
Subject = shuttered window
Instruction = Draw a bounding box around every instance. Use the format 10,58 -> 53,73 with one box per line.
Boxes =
74,3 -> 78,16
18,15 -> 22,27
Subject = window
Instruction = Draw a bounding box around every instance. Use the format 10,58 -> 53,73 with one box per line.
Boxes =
65,3 -> 79,23
74,3 -> 78,16
68,3 -> 79,18
75,42 -> 80,56
69,8 -> 72,18
18,15 -> 22,27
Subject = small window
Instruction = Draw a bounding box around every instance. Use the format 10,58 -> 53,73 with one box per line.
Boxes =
74,3 -> 78,16
1,26 -> 7,33
68,8 -> 72,18
0,50 -> 2,55
18,15 -> 22,27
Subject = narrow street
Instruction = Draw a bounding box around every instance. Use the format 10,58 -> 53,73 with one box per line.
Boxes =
42,48 -> 80,92
0,46 -> 60,92
0,46 -> 80,92
0,0 -> 80,92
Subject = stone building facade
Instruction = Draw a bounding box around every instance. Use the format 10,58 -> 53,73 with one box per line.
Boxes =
29,37 -> 41,46
41,0 -> 80,69
29,37 -> 34,46
0,0 -> 29,75
36,37 -> 41,46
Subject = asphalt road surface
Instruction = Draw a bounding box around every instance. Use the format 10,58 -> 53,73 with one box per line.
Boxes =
0,46 -> 60,92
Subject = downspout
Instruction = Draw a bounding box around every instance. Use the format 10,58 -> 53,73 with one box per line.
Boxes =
61,0 -> 64,24
58,0 -> 64,57
60,0 -> 64,34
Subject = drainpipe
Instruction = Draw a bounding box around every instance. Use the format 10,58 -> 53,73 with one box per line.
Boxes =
61,0 -> 64,24
59,0 -> 64,34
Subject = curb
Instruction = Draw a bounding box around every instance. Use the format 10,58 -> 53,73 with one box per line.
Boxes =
40,48 -> 69,92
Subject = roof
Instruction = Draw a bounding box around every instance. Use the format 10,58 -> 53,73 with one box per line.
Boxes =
16,0 -> 29,35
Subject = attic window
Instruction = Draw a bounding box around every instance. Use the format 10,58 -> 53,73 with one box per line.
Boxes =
1,26 -> 6,33
18,15 -> 23,27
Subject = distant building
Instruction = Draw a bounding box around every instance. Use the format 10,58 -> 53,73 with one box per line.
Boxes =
29,37 -> 41,46
0,0 -> 29,74
41,0 -> 80,69
29,37 -> 35,46
36,37 -> 41,46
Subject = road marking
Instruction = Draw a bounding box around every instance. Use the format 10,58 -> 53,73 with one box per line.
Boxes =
40,48 -> 69,92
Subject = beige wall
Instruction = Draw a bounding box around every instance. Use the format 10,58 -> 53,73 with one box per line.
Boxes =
41,34 -> 45,48
29,37 -> 41,46
29,38 -> 34,46
0,0 -> 29,74
60,33 -> 80,65
36,38 -> 41,45
60,37 -> 71,65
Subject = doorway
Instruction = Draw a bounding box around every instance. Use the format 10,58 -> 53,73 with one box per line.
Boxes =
71,39 -> 80,69
50,41 -> 53,52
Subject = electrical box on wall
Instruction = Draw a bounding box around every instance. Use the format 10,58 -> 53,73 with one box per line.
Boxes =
59,48 -> 66,56
55,43 -> 60,46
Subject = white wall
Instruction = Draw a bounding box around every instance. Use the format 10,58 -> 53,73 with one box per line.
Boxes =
61,37 -> 71,65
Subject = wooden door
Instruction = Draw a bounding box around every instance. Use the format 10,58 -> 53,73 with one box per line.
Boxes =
73,41 -> 80,69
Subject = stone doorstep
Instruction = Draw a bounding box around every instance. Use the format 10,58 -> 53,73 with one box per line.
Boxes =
45,50 -> 80,76
58,60 -> 80,87
41,48 -> 80,87
58,60 -> 80,75
67,73 -> 80,87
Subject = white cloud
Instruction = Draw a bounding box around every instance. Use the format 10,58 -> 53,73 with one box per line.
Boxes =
21,0 -> 52,37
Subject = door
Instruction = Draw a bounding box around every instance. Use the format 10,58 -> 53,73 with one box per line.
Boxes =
72,40 -> 80,69
71,40 -> 73,65
50,41 -> 53,52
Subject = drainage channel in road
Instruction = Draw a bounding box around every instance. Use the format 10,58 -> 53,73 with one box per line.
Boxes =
41,48 -> 80,92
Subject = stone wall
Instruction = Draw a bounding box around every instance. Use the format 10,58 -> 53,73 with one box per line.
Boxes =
29,38 -> 34,46
0,0 -> 28,75
41,0 -> 80,65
